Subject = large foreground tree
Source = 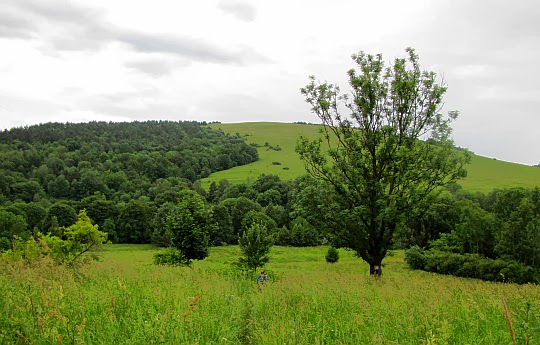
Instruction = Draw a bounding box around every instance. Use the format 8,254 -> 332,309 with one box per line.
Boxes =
296,48 -> 469,275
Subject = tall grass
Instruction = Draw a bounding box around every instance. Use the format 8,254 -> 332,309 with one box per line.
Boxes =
1,245 -> 539,344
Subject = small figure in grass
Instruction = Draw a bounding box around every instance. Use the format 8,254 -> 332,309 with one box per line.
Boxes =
257,269 -> 268,284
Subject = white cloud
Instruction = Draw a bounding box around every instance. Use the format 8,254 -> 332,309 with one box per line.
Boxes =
218,0 -> 257,22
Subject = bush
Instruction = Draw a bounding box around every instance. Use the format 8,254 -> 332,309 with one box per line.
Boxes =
153,247 -> 189,266
325,247 -> 339,263
437,253 -> 466,275
0,237 -> 10,252
404,246 -> 426,269
405,248 -> 539,284
1,236 -> 47,263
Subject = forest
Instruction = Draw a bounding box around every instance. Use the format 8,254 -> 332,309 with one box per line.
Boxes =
0,119 -> 539,283
0,120 -> 259,245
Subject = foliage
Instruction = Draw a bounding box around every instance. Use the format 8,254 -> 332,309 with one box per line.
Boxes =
152,247 -> 188,266
405,247 -> 538,284
116,198 -> 155,244
165,190 -> 212,265
209,204 -> 235,245
220,197 -> 262,240
43,202 -> 77,231
495,198 -> 540,266
276,216 -> 322,247
0,237 -> 9,251
151,202 -> 175,247
394,193 -> 459,248
0,209 -> 29,245
0,121 -> 258,244
241,210 -> 277,234
325,247 -> 339,263
296,48 -> 469,275
40,209 -> 108,265
237,222 -> 274,271
1,210 -> 107,266
1,235 -> 48,263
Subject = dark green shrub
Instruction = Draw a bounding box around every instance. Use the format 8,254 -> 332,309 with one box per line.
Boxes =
404,246 -> 426,269
456,256 -> 478,278
476,257 -> 505,281
438,253 -> 466,275
0,237 -> 10,252
153,247 -> 188,266
501,262 -> 536,284
325,247 -> 339,263
406,249 -> 539,284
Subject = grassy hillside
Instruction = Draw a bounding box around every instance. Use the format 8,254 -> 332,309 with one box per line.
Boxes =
202,122 -> 321,187
204,122 -> 540,193
1,244 -> 538,344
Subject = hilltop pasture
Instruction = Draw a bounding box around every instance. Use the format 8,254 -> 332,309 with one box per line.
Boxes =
204,122 -> 540,193
1,245 -> 539,344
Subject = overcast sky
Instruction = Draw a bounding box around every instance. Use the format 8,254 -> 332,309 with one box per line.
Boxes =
1,0 -> 539,165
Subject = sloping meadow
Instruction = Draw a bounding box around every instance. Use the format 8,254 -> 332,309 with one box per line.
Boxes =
1,245 -> 539,344
203,122 -> 540,194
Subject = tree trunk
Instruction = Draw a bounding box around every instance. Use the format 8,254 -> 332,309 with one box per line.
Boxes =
369,259 -> 382,276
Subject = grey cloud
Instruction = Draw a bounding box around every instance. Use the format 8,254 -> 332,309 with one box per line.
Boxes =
125,59 -> 180,77
115,31 -> 271,65
16,0 -> 104,25
0,4 -> 37,38
1,0 -> 269,65
0,0 -> 110,49
115,31 -> 241,64
398,1 -> 540,108
218,0 -> 257,22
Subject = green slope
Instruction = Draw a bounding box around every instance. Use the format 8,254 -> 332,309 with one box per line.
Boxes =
203,122 -> 540,193
460,154 -> 540,192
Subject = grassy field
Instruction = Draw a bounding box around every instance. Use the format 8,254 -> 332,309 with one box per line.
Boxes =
203,122 -> 540,193
1,244 -> 539,344
202,122 -> 322,188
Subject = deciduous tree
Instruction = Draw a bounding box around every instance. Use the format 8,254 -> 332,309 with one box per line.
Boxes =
238,222 -> 273,271
166,189 -> 213,265
296,48 -> 469,275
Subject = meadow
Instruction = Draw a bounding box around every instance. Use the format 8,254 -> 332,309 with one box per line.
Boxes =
1,244 -> 539,344
203,122 -> 540,193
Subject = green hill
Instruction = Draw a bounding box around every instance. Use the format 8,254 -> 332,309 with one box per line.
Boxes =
203,122 -> 540,193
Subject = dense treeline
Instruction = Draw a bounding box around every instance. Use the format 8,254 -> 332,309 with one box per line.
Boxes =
0,120 -> 259,247
0,120 -> 257,188
151,174 -> 324,248
0,121 -> 320,249
0,171 -> 323,249
402,185 -> 540,283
